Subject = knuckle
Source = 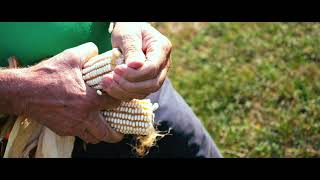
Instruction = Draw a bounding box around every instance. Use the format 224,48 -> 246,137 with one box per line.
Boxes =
61,50 -> 81,66
148,64 -> 159,78
161,36 -> 173,52
122,35 -> 140,52
62,50 -> 80,61
126,42 -> 139,53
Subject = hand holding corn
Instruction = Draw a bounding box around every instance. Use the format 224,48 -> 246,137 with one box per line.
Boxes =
82,47 -> 163,156
82,48 -> 159,136
3,44 -> 163,158
101,22 -> 172,101
7,42 -> 124,144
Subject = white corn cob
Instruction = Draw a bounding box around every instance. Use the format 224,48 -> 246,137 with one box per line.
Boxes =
82,48 -> 124,85
102,99 -> 159,135
82,48 -> 158,136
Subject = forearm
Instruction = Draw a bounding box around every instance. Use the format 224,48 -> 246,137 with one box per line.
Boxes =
0,68 -> 30,116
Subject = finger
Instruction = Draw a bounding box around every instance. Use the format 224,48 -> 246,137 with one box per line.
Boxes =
143,38 -> 171,76
85,84 -> 121,110
113,44 -> 169,82
82,49 -> 114,69
66,42 -> 99,66
78,129 -> 100,144
113,34 -> 146,69
86,112 -> 124,143
112,62 -> 169,94
97,94 -> 121,110
101,73 -> 146,101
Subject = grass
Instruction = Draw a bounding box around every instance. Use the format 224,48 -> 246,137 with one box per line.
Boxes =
151,22 -> 320,157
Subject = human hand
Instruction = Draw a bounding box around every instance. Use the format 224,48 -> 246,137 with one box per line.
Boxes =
22,42 -> 124,144
101,22 -> 172,101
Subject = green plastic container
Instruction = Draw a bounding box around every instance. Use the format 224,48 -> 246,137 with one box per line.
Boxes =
0,22 -> 111,67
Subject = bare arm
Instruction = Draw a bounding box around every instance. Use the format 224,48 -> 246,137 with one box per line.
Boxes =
0,67 -> 29,115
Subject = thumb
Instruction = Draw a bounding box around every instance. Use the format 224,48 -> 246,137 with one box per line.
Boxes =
113,35 -> 146,69
86,112 -> 124,143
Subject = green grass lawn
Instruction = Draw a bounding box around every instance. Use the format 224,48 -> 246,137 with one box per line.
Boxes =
151,22 -> 320,157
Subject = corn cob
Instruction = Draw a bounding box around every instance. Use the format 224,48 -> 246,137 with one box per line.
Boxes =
102,99 -> 159,135
82,48 -> 123,82
82,48 -> 159,137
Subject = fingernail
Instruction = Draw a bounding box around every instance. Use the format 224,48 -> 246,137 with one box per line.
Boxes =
126,52 -> 145,69
102,75 -> 113,89
114,65 -> 125,76
128,61 -> 143,69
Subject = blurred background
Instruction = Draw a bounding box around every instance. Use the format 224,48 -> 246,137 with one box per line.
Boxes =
151,22 -> 320,157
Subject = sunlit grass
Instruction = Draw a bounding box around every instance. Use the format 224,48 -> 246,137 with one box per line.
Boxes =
152,22 -> 320,157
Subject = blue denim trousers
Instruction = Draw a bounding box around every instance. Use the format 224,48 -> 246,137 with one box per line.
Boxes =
72,79 -> 222,158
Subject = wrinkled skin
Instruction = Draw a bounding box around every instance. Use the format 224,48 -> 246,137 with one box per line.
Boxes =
21,43 -> 124,144
101,22 -> 173,101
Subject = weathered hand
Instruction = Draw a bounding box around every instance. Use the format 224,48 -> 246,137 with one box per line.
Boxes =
22,42 -> 123,144
101,22 -> 172,101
